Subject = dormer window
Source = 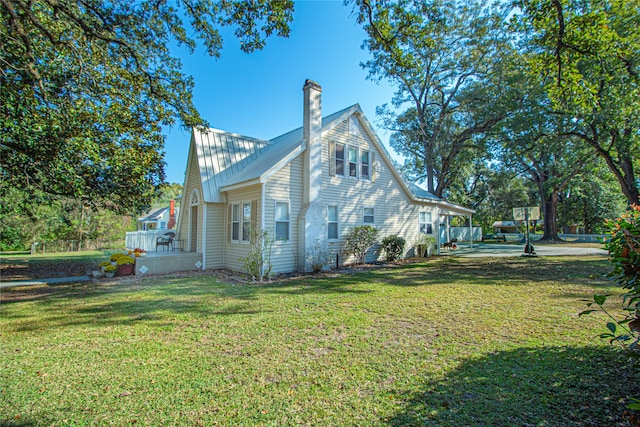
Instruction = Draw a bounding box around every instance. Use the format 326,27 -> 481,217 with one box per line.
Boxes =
335,143 -> 345,176
348,147 -> 358,178
361,150 -> 370,180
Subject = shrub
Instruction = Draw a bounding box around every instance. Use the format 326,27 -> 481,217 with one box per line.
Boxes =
239,228 -> 273,281
581,204 -> 639,411
307,239 -> 333,273
413,234 -> 436,257
380,235 -> 406,261
99,261 -> 111,268
343,225 -> 379,265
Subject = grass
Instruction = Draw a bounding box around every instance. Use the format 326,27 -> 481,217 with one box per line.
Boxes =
1,255 -> 637,426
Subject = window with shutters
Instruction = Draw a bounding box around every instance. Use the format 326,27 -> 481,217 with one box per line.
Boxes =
335,143 -> 345,176
242,202 -> 251,242
231,204 -> 241,242
348,146 -> 358,178
361,150 -> 370,180
275,201 -> 290,242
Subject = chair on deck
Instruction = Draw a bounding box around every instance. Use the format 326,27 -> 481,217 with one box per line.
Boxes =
156,232 -> 176,252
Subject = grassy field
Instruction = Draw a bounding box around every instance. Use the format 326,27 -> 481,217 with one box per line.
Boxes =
1,255 -> 637,426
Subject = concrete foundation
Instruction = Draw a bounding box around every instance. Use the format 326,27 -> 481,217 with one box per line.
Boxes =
134,252 -> 203,275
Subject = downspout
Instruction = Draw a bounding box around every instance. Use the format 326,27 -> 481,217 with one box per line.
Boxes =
435,204 -> 441,255
261,183 -> 266,278
201,203 -> 207,270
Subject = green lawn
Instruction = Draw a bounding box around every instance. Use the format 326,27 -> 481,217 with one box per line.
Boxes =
1,256 -> 637,426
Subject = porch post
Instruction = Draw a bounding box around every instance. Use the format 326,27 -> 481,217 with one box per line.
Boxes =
469,214 -> 473,248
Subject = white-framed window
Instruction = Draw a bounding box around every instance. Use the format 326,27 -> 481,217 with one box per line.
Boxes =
242,202 -> 251,242
335,143 -> 345,176
361,149 -> 370,180
363,207 -> 375,224
275,201 -> 290,242
231,204 -> 241,242
419,212 -> 433,234
160,222 -> 166,230
328,205 -> 338,240
348,146 -> 358,178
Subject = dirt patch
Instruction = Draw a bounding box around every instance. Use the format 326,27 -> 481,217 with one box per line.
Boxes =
0,259 -> 95,281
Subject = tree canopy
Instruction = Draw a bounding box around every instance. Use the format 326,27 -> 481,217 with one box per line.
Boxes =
355,0 -> 516,197
514,0 -> 640,204
1,0 -> 294,213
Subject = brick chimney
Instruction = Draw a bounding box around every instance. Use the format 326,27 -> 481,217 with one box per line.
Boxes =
298,80 -> 325,271
167,199 -> 176,229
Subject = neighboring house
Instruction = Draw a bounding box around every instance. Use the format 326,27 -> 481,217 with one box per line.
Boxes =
175,80 -> 474,273
138,200 -> 178,231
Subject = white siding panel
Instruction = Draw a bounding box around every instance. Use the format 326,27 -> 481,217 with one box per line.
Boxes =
321,115 -> 437,264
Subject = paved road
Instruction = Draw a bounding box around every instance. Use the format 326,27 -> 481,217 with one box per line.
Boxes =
445,243 -> 608,258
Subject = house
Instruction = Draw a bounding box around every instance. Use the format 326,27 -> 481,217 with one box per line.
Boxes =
175,80 -> 474,273
138,200 -> 178,231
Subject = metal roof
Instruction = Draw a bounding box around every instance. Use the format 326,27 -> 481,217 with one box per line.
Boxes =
190,104 -> 475,216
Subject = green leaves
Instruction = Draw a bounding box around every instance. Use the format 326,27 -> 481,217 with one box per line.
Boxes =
0,0 -> 294,213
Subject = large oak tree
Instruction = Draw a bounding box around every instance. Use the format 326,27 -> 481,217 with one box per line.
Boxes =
355,0 -> 516,197
514,0 -> 640,205
1,0 -> 293,213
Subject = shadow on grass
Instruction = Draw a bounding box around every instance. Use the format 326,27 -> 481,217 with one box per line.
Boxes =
0,257 -> 615,332
387,345 -> 638,427
374,257 -> 611,288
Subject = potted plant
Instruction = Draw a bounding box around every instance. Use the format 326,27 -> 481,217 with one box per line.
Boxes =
104,264 -> 117,278
99,261 -> 111,272
133,248 -> 147,257
116,255 -> 136,276
110,253 -> 125,265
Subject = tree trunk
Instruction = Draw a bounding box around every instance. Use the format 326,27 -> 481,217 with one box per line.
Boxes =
540,191 -> 562,241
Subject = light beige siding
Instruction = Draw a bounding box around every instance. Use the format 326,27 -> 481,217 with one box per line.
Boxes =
177,142 -> 204,254
224,184 -> 262,273
322,115 -> 437,263
204,203 -> 225,269
264,155 -> 304,273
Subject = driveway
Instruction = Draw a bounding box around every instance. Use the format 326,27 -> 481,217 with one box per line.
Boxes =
445,242 -> 608,258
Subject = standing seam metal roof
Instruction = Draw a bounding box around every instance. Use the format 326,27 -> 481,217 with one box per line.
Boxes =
191,104 -> 473,215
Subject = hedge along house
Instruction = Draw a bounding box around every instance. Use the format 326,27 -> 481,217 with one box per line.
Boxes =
175,80 -> 474,274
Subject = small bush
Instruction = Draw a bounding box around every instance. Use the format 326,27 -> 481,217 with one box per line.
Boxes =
307,239 -> 333,273
581,204 -> 639,411
381,235 -> 406,261
343,225 -> 379,265
414,234 -> 436,257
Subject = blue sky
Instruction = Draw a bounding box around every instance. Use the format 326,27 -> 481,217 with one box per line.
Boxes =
163,0 -> 397,184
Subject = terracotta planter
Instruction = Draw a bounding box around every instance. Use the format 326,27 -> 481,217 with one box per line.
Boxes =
117,263 -> 135,276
